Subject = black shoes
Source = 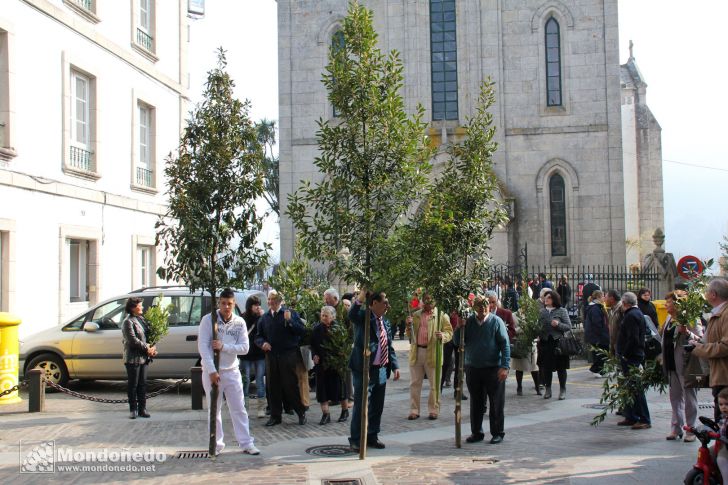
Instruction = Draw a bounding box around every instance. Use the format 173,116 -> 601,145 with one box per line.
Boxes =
490,435 -> 504,444
349,440 -> 360,452
265,417 -> 282,427
284,409 -> 295,415
319,413 -> 331,425
367,439 -> 386,449
129,411 -> 136,419
137,409 -> 151,418
298,412 -> 307,425
338,409 -> 349,423
466,433 -> 485,443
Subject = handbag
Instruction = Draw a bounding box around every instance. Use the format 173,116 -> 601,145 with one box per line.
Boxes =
684,352 -> 710,389
556,330 -> 583,357
643,315 -> 662,361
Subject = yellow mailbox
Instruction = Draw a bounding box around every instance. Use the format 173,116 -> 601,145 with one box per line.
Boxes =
653,300 -> 667,329
0,312 -> 22,404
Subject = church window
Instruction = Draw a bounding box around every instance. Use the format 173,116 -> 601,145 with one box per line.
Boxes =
549,173 -> 567,256
331,30 -> 345,117
430,0 -> 458,121
545,17 -> 562,106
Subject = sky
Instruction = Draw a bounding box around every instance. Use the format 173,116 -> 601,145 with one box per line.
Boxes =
188,0 -> 728,269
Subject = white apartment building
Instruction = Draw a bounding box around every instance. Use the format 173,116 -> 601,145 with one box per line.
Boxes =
0,0 -> 190,338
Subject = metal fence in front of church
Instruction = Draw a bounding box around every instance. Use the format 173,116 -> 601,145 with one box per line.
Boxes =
485,264 -> 661,326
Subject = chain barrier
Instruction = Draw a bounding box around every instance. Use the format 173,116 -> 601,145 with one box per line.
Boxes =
1,376 -> 189,404
0,379 -> 28,399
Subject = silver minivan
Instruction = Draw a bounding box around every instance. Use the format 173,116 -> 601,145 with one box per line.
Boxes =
19,286 -> 267,386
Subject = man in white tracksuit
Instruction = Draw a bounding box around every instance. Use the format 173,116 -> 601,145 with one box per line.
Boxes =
198,288 -> 259,455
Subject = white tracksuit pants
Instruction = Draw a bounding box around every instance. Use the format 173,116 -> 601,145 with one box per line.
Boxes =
202,367 -> 254,450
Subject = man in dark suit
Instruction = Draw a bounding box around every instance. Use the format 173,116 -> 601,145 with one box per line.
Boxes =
255,290 -> 307,426
348,290 -> 400,451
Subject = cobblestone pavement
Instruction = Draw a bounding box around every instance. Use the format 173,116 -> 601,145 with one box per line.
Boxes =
0,340 -> 713,484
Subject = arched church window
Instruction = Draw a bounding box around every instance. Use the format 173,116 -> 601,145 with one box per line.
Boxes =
545,17 -> 562,106
331,30 -> 345,117
430,0 -> 458,120
549,173 -> 567,256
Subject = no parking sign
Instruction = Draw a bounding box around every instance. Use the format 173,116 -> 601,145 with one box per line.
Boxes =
677,255 -> 704,279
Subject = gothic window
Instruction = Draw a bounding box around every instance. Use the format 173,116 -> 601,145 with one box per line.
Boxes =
430,0 -> 458,121
545,17 -> 562,107
331,30 -> 345,117
549,174 -> 567,256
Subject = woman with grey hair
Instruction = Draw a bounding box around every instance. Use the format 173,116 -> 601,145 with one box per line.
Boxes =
311,305 -> 349,424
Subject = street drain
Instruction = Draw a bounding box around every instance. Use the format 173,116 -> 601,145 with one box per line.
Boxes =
306,445 -> 357,457
582,403 -> 607,409
322,480 -> 362,485
473,458 -> 499,464
173,450 -> 209,459
698,402 -> 714,409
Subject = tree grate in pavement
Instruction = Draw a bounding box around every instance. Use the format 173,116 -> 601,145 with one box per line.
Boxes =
173,450 -> 209,459
322,480 -> 362,485
305,445 -> 357,457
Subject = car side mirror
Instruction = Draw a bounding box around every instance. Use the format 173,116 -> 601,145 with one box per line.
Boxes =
83,322 -> 100,333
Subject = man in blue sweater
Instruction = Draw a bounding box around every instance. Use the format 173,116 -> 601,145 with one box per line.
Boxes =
454,295 -> 510,444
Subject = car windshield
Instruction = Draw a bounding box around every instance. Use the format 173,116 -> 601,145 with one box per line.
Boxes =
89,299 -> 127,330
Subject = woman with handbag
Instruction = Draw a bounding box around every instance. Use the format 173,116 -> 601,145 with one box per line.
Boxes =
537,291 -> 572,400
122,297 -> 157,419
661,290 -> 703,442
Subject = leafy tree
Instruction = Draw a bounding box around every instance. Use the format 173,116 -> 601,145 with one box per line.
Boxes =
720,235 -> 728,274
287,1 -> 433,458
404,80 -> 508,446
155,48 -> 269,457
255,119 -> 280,216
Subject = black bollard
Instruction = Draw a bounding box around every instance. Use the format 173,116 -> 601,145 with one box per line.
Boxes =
191,367 -> 203,410
28,368 -> 45,413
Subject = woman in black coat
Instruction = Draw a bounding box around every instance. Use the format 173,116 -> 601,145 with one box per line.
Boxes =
637,288 -> 659,327
311,306 -> 348,425
122,297 -> 157,419
583,290 -> 609,375
537,291 -> 572,400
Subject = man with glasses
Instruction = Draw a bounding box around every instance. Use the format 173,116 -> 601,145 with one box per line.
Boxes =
348,290 -> 400,451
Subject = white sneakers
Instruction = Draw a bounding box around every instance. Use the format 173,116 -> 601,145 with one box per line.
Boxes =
242,445 -> 260,455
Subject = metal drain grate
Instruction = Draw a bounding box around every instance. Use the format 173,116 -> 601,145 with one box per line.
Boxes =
473,458 -> 499,464
698,402 -> 714,410
582,403 -> 607,409
306,445 -> 357,457
322,480 -> 362,485
173,450 -> 209,459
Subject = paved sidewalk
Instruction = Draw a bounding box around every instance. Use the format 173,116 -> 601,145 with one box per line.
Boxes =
0,340 -> 711,484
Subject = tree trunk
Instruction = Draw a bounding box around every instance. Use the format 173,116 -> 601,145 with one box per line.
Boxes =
359,301 -> 371,460
208,292 -> 220,459
434,307 -> 442,406
455,317 -> 465,448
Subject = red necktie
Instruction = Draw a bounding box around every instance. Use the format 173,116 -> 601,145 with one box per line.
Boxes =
378,317 -> 389,366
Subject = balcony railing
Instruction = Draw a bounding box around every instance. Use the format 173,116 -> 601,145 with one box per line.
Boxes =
136,166 -> 153,187
73,0 -> 92,10
69,146 -> 93,171
136,28 -> 153,52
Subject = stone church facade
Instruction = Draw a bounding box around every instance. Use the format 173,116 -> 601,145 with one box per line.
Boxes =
277,0 -> 663,267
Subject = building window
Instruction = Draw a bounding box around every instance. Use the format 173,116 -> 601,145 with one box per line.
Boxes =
133,0 -> 156,58
545,17 -> 562,107
430,0 -> 458,121
69,239 -> 90,303
70,70 -> 93,172
331,30 -> 345,118
63,0 -> 100,23
0,28 -> 16,161
136,102 -> 154,188
549,174 -> 567,256
138,245 -> 154,288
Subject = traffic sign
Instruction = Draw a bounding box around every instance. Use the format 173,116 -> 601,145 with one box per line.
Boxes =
677,255 -> 704,279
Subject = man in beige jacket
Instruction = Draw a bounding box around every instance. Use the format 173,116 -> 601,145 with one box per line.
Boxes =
690,278 -> 728,422
405,292 -> 453,420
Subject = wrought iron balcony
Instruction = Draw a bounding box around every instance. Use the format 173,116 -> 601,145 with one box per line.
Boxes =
69,146 -> 92,171
136,28 -> 153,52
136,166 -> 153,187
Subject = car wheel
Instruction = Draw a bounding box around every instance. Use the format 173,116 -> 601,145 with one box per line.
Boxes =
27,353 -> 69,390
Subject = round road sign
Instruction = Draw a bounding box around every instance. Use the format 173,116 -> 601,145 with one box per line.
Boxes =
677,255 -> 704,279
